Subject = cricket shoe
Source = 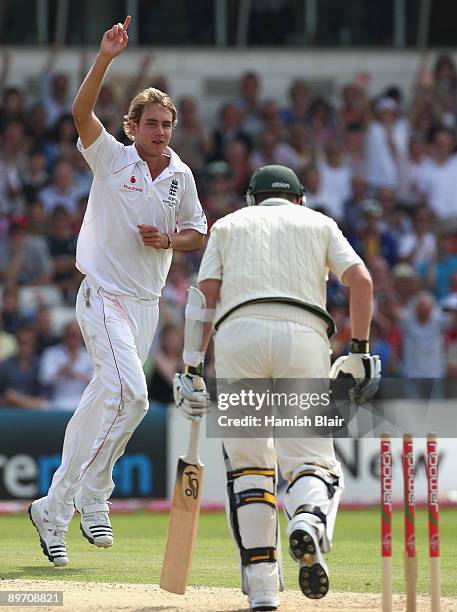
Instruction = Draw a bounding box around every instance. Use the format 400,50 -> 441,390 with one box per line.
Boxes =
74,492 -> 113,548
289,524 -> 329,599
28,498 -> 69,567
249,590 -> 279,611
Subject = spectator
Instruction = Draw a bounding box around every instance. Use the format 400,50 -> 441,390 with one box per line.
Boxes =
0,86 -> 25,130
397,135 -> 429,208
20,150 -> 50,203
288,122 -> 314,169
46,206 -> 81,301
418,127 -> 457,224
223,139 -> 252,196
343,124 -> 366,176
377,186 -> 410,237
1,284 -> 24,334
0,312 -> 17,360
0,216 -> 52,285
201,160 -> 242,224
38,158 -> 80,216
43,113 -> 78,170
212,102 -> 252,160
2,119 -> 30,174
432,53 -> 457,127
281,79 -> 309,127
317,140 -> 352,221
39,321 -> 93,411
426,234 -> 457,300
26,103 -> 50,153
236,71 -> 264,138
0,156 -> 23,215
171,96 -> 212,176
398,206 -> 437,276
95,84 -> 119,131
338,79 -> 370,130
261,100 -> 288,141
391,263 -> 419,308
70,149 -> 92,198
0,215 -> 53,286
349,200 -> 398,267
0,324 -> 47,409
306,95 -> 339,151
251,129 -> 302,172
400,292 -> 447,378
370,320 -> 397,375
147,323 -> 183,404
343,175 -> 368,233
27,200 -> 49,236
39,51 -> 72,128
365,97 -> 408,190
298,165 -> 327,212
34,306 -> 59,356
441,292 -> 457,377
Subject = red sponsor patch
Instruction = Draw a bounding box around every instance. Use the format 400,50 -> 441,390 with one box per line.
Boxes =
130,176 -> 136,183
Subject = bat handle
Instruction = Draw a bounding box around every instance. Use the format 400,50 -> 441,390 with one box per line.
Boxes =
185,420 -> 201,464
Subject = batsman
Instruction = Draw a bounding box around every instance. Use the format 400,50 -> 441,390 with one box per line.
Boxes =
174,164 -> 380,611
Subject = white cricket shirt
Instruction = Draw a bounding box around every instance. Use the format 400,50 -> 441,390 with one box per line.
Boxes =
76,128 -> 207,300
198,198 -> 362,333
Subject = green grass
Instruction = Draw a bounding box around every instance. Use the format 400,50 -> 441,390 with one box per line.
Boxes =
1,509 -> 456,596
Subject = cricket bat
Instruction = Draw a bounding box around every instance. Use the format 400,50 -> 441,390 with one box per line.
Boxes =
160,419 -> 204,594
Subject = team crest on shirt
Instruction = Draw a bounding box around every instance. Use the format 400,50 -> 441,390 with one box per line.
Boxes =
163,179 -> 178,207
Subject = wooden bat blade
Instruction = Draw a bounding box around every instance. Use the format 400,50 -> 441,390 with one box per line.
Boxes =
160,458 -> 204,594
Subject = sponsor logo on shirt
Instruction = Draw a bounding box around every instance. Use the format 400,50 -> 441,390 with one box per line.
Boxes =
163,178 -> 179,207
122,183 -> 143,192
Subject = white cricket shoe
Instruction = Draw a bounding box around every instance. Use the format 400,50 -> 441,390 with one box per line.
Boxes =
28,498 -> 69,567
289,522 -> 329,599
249,590 -> 279,611
74,492 -> 113,548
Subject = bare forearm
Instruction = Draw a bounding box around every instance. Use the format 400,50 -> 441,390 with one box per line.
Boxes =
171,230 -> 205,251
342,264 -> 373,340
73,53 -> 113,119
198,279 -> 221,354
349,283 -> 373,339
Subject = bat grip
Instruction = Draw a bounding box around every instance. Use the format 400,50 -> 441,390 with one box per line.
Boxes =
185,420 -> 201,464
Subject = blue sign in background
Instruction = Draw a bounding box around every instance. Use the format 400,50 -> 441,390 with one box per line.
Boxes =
0,405 -> 167,500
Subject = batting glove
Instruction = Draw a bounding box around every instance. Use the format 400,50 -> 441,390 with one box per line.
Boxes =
330,349 -> 381,404
173,371 -> 210,421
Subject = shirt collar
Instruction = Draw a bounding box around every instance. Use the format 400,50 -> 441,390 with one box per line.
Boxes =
259,197 -> 294,207
129,143 -> 187,174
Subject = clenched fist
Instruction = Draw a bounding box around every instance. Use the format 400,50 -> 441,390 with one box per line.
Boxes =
138,225 -> 171,249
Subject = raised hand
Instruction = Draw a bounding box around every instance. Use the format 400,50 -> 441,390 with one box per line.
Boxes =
100,16 -> 131,59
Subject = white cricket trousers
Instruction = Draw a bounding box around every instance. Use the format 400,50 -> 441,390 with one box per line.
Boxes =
215,315 -> 344,595
215,316 -> 340,477
45,277 -> 159,527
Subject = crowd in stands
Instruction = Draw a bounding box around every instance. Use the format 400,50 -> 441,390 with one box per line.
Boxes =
1,48 -> 457,411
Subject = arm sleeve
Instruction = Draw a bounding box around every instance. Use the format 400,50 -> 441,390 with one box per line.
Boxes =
198,226 -> 223,282
176,168 -> 208,234
76,128 -> 126,178
326,219 -> 364,283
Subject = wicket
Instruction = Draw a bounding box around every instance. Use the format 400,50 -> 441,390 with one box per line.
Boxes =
380,433 -> 441,612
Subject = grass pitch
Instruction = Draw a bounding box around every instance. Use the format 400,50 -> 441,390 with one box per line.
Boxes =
1,508 -> 456,596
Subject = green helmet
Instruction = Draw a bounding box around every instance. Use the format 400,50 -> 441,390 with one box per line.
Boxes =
246,165 -> 305,206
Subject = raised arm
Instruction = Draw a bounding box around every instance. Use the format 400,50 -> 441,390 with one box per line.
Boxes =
72,15 -> 131,148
